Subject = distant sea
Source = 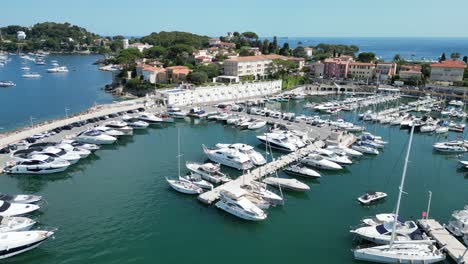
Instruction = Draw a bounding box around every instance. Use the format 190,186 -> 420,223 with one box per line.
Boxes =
268,37 -> 468,61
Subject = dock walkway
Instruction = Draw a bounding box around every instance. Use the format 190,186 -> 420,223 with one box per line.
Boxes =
418,219 -> 468,263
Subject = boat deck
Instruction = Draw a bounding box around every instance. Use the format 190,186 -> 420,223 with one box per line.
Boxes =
418,219 -> 468,263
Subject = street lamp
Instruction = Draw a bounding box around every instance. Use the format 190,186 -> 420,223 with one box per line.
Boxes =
65,108 -> 70,119
29,116 -> 36,127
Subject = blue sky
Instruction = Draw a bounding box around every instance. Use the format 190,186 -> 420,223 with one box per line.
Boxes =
1,0 -> 468,37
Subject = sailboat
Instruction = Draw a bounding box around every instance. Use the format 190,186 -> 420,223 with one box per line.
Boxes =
166,129 -> 203,195
353,126 -> 446,264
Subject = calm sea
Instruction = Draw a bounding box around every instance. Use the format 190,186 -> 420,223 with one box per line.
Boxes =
274,37 -> 468,61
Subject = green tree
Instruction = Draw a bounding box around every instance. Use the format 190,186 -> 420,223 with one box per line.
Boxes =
292,46 -> 306,58
143,46 -> 167,58
440,53 -> 446,62
279,43 -> 290,56
269,36 -> 279,54
463,56 -> 468,63
393,54 -> 401,61
241,31 -> 258,40
262,39 -> 270,54
188,71 -> 208,85
239,48 -> 254,56
195,64 -> 221,79
140,31 -> 209,49
357,52 -> 376,63
451,52 -> 461,59
115,48 -> 142,67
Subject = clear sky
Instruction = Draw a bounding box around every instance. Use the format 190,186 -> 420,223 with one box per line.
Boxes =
1,0 -> 468,37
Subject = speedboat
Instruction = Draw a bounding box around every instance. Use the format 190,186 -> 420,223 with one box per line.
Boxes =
137,113 -> 163,124
262,177 -> 310,192
357,191 -> 387,205
301,154 -> 343,170
352,143 -> 379,155
55,143 -> 91,158
103,121 -> 133,135
0,230 -> 55,259
167,107 -> 187,119
3,155 -> 70,174
0,193 -> 42,204
22,73 -> 41,78
179,173 -> 213,190
186,162 -> 230,184
0,200 -> 40,217
0,81 -> 16,87
420,124 -> 436,133
313,148 -> 352,165
75,130 -> 117,144
283,163 -> 321,178
0,216 -> 36,233
257,133 -> 297,152
202,145 -> 253,170
326,145 -> 363,157
215,190 -> 267,221
215,143 -> 266,166
248,120 -> 267,130
46,66 -> 68,73
166,178 -> 203,194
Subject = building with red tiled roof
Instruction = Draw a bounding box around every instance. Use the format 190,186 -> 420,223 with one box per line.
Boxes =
348,62 -> 375,80
430,59 -> 466,82
223,54 -> 303,78
167,66 -> 192,83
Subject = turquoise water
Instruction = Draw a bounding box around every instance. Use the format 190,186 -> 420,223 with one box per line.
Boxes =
0,55 -> 114,131
0,98 -> 467,264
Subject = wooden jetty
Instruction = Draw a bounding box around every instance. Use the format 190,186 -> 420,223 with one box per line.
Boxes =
418,219 -> 468,263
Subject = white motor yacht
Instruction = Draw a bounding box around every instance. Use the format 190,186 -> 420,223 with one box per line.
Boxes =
61,139 -> 100,151
14,146 -> 81,165
202,145 -> 253,170
351,220 -> 421,244
357,191 -> 388,205
54,143 -> 91,158
215,143 -> 266,166
446,205 -> 468,237
432,142 -> 467,153
0,200 -> 40,217
103,121 -> 133,135
257,133 -> 297,152
0,230 -> 55,259
314,148 -> 353,165
283,164 -> 321,178
93,126 -> 125,137
420,124 -> 437,133
352,143 -> 379,155
215,190 -> 267,221
0,216 -> 36,233
0,193 -> 42,204
301,154 -> 343,170
186,162 -> 230,184
240,181 -> 283,205
262,177 -> 310,192
122,116 -> 149,129
326,145 -> 363,157
3,155 -> 70,174
22,73 -> 41,78
137,113 -> 163,124
75,130 -> 117,145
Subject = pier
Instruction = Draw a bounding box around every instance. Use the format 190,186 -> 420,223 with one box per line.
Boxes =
418,219 -> 468,263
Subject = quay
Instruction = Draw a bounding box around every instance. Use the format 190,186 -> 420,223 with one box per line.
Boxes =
378,99 -> 443,116
418,219 -> 468,263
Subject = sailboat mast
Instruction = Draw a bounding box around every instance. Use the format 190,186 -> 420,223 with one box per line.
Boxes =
390,125 -> 415,247
177,128 -> 181,178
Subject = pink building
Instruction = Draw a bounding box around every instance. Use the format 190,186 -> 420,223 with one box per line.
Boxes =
323,58 -> 350,79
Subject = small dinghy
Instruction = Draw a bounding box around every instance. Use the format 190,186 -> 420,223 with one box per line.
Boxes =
283,164 -> 321,178
262,177 -> 310,192
0,201 -> 40,217
0,216 -> 36,233
0,193 -> 42,204
166,178 -> 203,194
357,191 -> 387,205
